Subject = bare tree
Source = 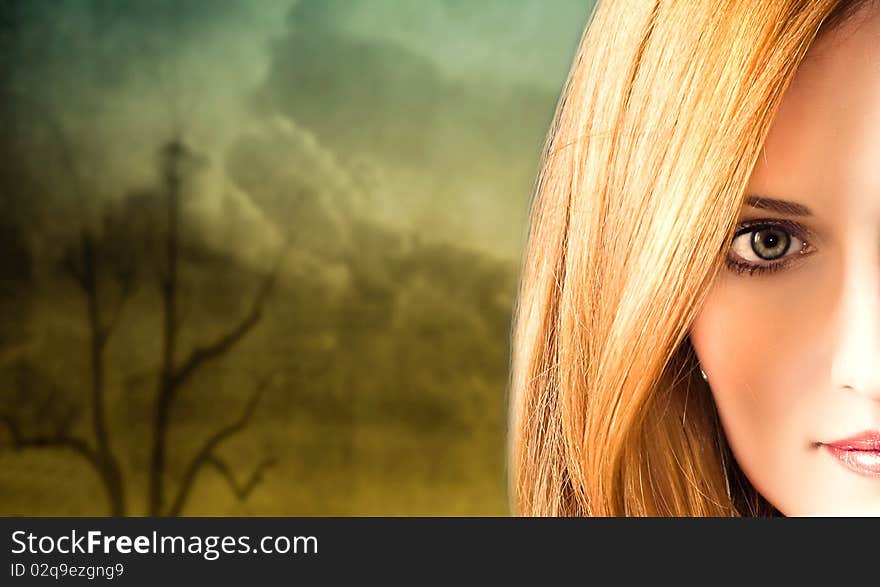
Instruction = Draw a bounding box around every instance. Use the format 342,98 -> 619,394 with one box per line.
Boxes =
0,92 -> 133,515
62,221 -> 135,515
0,218 -> 134,515
147,138 -> 282,516
1,134 -> 283,516
0,1 -> 283,515
0,366 -> 122,513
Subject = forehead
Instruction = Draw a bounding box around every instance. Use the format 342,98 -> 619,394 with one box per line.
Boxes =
747,5 -> 880,216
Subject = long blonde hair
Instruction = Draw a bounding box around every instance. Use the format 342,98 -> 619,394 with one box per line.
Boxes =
508,0 -> 862,516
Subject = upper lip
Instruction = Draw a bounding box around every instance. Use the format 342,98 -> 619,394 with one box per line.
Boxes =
822,430 -> 880,451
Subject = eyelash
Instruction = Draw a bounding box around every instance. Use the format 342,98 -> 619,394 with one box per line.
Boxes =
724,218 -> 815,277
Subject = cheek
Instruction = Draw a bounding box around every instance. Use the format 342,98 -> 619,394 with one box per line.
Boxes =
692,296 -> 780,439
691,277 -> 805,422
688,272 -> 827,505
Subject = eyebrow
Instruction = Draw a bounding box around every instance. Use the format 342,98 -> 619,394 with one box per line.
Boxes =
744,195 -> 813,216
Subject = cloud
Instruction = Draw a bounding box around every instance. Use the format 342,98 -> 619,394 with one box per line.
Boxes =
256,12 -> 563,256
2,0 -> 586,259
3,0 -> 296,200
225,115 -> 365,256
1,0 -> 299,267
286,0 -> 595,87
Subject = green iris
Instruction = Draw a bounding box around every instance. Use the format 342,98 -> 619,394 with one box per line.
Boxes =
751,228 -> 790,260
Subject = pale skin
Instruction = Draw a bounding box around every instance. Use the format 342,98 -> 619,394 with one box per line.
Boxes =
689,4 -> 880,515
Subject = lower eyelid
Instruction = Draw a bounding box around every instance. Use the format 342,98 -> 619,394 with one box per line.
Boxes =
724,257 -> 788,276
724,249 -> 808,276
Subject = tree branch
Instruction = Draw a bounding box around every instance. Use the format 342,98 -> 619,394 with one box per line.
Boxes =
0,413 -> 102,472
165,374 -> 273,516
171,309 -> 260,390
206,455 -> 276,501
170,260 -> 281,390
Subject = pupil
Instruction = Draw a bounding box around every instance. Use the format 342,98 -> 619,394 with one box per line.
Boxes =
752,228 -> 789,260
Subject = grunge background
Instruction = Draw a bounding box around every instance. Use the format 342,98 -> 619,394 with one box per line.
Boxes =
0,0 -> 593,515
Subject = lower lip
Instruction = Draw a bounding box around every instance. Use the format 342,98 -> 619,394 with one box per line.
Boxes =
823,445 -> 880,478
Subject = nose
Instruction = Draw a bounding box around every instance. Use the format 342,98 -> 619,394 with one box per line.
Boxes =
829,250 -> 880,401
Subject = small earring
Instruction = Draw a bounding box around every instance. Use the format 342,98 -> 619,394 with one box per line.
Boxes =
699,365 -> 708,382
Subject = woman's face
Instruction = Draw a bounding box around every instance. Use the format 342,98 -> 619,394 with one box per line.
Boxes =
689,5 -> 880,516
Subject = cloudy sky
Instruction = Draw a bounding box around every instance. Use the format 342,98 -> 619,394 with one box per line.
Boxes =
3,0 -> 597,260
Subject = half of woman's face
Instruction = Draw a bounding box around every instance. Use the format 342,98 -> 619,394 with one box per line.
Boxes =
689,4 -> 880,515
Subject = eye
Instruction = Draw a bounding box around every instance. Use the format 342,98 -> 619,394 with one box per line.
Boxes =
726,220 -> 815,276
732,225 -> 798,261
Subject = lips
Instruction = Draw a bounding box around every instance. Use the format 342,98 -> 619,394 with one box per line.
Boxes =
822,431 -> 880,478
